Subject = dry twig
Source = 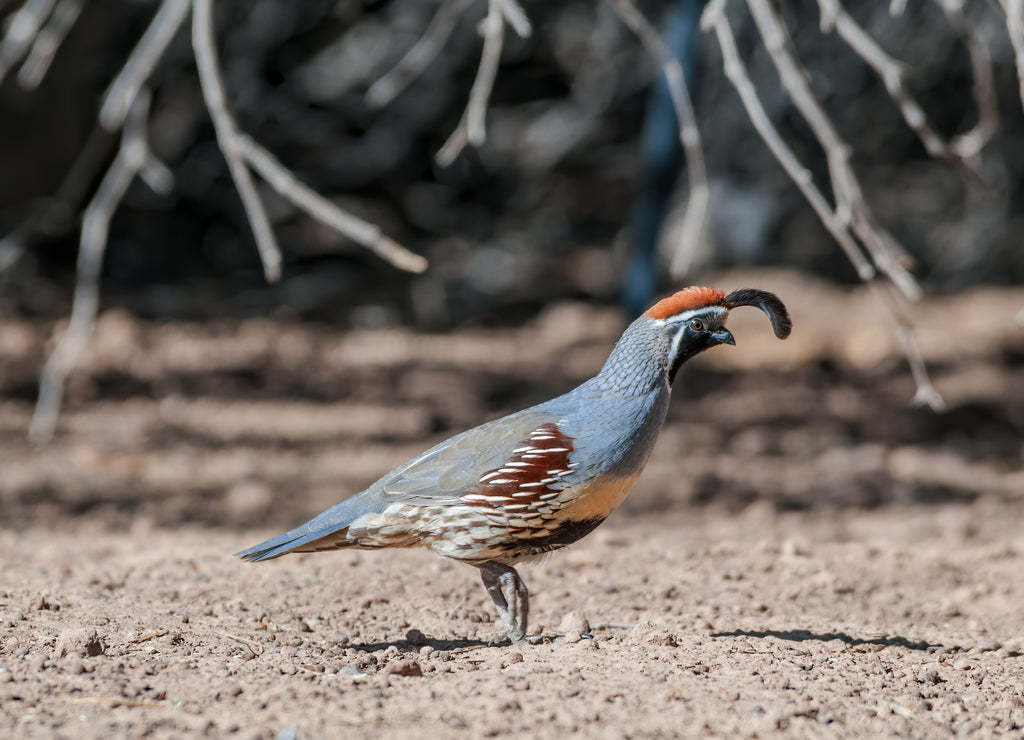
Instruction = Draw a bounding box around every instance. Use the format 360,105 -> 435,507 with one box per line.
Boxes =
701,0 -> 875,282
193,0 -> 426,278
30,90 -> 169,441
0,0 -> 57,83
130,630 -> 169,644
744,0 -> 920,301
436,0 -> 532,165
192,0 -> 281,282
816,0 -> 992,191
15,0 -> 82,89
100,0 -> 191,131
932,0 -> 998,159
869,280 -> 945,410
210,628 -> 264,656
608,0 -> 710,280
998,0 -> 1024,112
238,137 -> 428,274
366,0 -> 478,108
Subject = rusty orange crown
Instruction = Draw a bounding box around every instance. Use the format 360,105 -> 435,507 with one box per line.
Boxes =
644,287 -> 727,320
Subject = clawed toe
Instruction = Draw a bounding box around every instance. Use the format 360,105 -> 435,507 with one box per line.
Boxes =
486,626 -> 553,646
488,630 -> 529,647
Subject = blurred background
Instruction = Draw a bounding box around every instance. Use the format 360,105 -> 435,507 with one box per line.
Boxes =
0,0 -> 1021,530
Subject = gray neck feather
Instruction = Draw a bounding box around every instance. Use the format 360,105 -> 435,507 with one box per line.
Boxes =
592,318 -> 672,397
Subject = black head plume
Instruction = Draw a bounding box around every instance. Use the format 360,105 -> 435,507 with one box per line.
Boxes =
724,289 -> 792,339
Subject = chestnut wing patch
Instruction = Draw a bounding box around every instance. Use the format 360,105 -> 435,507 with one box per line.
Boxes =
461,422 -> 577,515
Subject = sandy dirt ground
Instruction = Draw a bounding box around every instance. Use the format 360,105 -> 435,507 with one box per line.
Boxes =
3,504 -> 1024,739
1,271 -> 1023,738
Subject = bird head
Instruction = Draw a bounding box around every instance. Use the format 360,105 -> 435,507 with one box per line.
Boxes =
642,286 -> 792,383
596,286 -> 791,393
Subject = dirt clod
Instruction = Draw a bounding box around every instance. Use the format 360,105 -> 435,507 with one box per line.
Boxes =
558,611 -> 590,635
53,628 -> 105,658
385,660 -> 423,677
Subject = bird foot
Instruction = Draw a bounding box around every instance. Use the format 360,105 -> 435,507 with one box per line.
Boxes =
487,632 -> 524,647
487,631 -> 545,646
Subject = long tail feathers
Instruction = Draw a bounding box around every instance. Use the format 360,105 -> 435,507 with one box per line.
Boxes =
235,526 -> 341,562
235,495 -> 378,562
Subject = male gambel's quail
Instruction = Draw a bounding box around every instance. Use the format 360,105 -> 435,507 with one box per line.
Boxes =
237,286 -> 791,644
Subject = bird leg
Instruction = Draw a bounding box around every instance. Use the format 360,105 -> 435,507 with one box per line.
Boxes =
477,562 -> 529,645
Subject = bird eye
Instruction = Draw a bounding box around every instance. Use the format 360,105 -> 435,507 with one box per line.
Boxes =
689,318 -> 704,332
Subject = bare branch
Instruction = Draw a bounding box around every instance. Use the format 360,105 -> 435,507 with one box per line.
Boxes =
609,0 -> 710,279
238,136 -> 427,274
869,281 -> 945,411
998,0 -> 1024,113
497,0 -> 532,39
436,0 -> 522,165
816,0 -> 993,192
16,0 -> 82,89
933,0 -> 998,159
30,90 -> 161,442
25,0 -> 428,441
193,0 -> 425,275
193,0 -> 281,283
138,150 -> 175,196
0,0 -> 56,83
701,1 -> 875,282
744,0 -> 921,300
365,0 -> 477,108
100,0 -> 191,131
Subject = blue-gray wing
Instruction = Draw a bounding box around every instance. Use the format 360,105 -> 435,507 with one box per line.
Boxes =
377,408 -> 556,503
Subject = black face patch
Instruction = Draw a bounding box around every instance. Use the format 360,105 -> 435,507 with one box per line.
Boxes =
668,325 -> 720,384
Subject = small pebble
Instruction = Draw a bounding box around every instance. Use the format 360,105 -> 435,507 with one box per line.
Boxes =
558,611 -> 590,635
385,660 -> 422,677
922,669 -> 943,684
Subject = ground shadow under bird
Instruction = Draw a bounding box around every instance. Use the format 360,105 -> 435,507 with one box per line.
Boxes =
347,636 -> 490,653
713,628 -> 952,652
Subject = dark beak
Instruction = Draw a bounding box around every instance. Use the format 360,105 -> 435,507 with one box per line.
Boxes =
712,328 -> 735,346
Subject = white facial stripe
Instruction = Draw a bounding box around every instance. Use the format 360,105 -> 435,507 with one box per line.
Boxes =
651,306 -> 728,326
669,321 -> 688,359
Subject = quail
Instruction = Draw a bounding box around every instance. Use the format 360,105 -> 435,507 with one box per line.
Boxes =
237,286 -> 791,644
